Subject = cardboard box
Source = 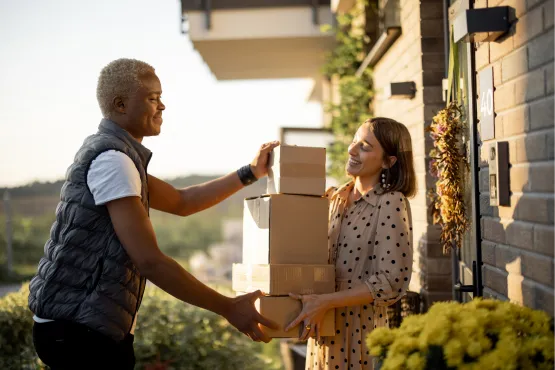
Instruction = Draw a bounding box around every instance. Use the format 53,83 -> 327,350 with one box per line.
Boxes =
243,295 -> 335,338
232,264 -> 335,296
267,145 -> 326,196
242,194 -> 328,265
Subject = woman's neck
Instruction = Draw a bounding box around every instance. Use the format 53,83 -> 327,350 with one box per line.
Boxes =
352,174 -> 380,198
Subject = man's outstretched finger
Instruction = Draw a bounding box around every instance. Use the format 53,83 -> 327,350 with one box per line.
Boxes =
252,324 -> 271,343
255,311 -> 280,330
265,141 -> 280,151
248,290 -> 264,302
245,332 -> 255,342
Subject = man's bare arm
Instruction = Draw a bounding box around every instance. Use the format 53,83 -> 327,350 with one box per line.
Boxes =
148,141 -> 279,216
147,172 -> 244,216
106,196 -> 278,342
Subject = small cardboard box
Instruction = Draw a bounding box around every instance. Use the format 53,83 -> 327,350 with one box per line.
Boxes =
242,194 -> 328,265
267,145 -> 326,196
244,295 -> 335,338
232,264 -> 335,296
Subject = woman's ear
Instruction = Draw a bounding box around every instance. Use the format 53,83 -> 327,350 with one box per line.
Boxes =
383,156 -> 397,169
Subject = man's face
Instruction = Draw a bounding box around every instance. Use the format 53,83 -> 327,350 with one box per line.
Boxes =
125,71 -> 165,138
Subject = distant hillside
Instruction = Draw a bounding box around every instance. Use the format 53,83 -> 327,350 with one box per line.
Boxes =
0,175 -> 268,217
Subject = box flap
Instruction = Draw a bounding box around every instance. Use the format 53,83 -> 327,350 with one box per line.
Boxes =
242,197 -> 271,264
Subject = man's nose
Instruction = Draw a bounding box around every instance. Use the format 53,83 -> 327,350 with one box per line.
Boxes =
159,101 -> 165,110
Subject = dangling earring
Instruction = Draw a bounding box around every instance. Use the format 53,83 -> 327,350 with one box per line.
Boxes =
381,169 -> 391,189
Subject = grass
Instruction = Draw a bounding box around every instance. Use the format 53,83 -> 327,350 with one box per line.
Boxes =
0,262 -> 38,283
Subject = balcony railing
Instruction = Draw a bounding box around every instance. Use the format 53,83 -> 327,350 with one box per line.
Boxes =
181,0 -> 330,11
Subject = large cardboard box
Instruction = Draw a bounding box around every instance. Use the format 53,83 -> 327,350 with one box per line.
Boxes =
242,194 -> 328,265
247,295 -> 335,338
232,264 -> 335,296
267,145 -> 326,196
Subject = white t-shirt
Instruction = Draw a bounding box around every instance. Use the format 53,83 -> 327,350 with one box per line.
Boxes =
34,150 -> 142,334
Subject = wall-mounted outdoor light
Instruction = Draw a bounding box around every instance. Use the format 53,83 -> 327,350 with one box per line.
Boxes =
385,82 -> 416,99
453,6 -> 511,43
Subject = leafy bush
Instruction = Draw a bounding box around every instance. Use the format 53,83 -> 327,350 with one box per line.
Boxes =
0,214 -> 55,267
367,299 -> 554,370
0,283 -> 42,370
322,0 -> 373,182
0,284 -> 283,370
135,285 -> 282,370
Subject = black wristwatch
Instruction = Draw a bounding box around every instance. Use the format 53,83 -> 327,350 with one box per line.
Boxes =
237,165 -> 258,186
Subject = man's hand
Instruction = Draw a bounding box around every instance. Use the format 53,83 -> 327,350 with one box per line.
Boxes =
250,141 -> 280,179
223,290 -> 279,343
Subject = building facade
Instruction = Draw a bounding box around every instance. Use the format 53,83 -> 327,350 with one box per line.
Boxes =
180,0 -> 554,316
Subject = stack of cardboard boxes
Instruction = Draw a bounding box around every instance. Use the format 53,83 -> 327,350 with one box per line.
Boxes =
232,145 -> 336,338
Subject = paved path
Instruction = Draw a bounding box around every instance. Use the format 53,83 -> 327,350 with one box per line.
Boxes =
0,283 -> 22,298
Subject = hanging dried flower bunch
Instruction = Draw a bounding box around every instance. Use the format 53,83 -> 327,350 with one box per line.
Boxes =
427,101 -> 469,252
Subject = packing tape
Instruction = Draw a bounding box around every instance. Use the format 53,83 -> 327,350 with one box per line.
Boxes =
277,163 -> 326,178
246,264 -> 253,292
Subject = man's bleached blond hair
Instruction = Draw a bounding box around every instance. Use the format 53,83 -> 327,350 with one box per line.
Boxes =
96,58 -> 155,119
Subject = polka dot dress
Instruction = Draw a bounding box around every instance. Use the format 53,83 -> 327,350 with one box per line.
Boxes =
305,182 -> 413,370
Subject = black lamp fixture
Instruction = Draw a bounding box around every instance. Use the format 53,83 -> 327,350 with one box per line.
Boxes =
385,82 -> 416,100
453,6 -> 511,43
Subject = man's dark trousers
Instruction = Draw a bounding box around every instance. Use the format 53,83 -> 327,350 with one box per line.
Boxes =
33,320 -> 135,370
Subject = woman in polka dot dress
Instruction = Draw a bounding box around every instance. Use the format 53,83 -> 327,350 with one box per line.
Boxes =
286,117 -> 416,370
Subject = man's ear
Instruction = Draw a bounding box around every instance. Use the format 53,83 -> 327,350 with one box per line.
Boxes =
113,96 -> 126,115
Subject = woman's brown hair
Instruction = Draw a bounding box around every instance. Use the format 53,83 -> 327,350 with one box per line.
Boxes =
364,117 -> 417,198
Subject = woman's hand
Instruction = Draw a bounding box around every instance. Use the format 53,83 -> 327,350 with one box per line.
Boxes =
286,293 -> 331,341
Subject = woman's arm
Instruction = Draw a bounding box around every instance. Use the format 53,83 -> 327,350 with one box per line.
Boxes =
364,191 -> 413,306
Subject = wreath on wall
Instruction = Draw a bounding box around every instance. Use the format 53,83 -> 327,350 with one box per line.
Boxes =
427,28 -> 469,252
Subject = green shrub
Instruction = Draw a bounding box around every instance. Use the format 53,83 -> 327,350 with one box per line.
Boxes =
0,283 -> 43,370
0,284 -> 283,370
136,285 -> 282,370
321,0 -> 374,182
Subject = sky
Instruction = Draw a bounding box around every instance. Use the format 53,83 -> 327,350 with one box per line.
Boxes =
0,0 -> 322,187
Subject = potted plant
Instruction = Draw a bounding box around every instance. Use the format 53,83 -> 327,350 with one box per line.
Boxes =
367,299 -> 554,370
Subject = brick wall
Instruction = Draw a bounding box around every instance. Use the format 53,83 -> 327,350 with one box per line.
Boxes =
475,0 -> 554,316
372,0 -> 450,309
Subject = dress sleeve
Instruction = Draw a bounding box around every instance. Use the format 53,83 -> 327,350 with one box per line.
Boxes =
364,191 -> 413,307
324,186 -> 337,221
324,186 -> 337,199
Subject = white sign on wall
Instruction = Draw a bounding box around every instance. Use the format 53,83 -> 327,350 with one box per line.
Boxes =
479,67 -> 495,141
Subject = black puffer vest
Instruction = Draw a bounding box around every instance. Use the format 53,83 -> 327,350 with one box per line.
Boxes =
28,119 -> 151,342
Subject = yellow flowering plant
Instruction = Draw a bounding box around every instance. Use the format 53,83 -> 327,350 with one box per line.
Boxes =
367,299 -> 554,370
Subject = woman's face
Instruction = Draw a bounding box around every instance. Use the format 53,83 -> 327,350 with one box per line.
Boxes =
346,124 -> 387,179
